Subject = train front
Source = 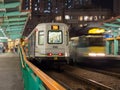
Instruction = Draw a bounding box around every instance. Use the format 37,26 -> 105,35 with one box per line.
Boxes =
47,24 -> 69,62
36,23 -> 70,63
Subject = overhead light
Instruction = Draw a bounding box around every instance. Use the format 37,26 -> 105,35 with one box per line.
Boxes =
65,15 -> 70,20
0,8 -> 6,12
0,37 -> 8,39
118,28 -> 120,30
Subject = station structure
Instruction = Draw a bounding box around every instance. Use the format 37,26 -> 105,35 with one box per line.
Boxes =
101,16 -> 120,55
0,0 -> 120,90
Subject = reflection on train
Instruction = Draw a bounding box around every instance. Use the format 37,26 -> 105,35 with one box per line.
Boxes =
26,23 -> 69,63
69,28 -> 105,62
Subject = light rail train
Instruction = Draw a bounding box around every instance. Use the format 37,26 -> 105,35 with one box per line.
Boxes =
69,28 -> 105,62
26,23 -> 69,63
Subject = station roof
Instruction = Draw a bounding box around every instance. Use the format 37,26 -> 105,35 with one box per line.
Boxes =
0,0 -> 30,42
100,16 -> 120,32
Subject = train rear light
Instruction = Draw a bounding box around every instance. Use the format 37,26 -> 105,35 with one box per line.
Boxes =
58,53 -> 63,56
48,53 -> 53,56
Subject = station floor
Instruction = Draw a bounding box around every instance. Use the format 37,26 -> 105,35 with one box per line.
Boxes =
0,52 -> 24,90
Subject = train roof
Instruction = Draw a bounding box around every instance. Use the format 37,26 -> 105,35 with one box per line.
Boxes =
27,22 -> 68,39
36,23 -> 68,27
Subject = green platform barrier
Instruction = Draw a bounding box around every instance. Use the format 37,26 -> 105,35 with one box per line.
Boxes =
18,45 -> 66,90
18,46 -> 46,90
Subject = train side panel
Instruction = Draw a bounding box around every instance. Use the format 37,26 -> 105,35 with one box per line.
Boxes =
27,30 -> 35,58
35,25 -> 46,58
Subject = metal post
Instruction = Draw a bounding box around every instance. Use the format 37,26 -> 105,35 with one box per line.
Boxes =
113,32 -> 118,55
114,39 -> 118,55
106,40 -> 110,55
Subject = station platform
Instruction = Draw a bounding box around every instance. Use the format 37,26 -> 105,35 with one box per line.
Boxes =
0,52 -> 24,90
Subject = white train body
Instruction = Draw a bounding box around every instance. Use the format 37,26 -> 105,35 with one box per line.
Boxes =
27,23 -> 69,62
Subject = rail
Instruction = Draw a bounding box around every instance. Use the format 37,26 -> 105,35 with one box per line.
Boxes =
18,45 -> 66,90
64,70 -> 113,90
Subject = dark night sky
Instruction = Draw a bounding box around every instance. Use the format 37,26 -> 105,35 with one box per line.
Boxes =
92,0 -> 113,10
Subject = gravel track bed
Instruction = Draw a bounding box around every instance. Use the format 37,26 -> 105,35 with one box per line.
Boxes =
64,65 -> 120,90
46,70 -> 87,90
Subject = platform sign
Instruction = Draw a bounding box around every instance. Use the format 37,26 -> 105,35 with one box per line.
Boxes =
51,25 -> 59,30
104,34 -> 113,38
88,28 -> 105,34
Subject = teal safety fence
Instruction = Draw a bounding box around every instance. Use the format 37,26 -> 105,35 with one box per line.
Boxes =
18,45 -> 66,90
18,46 -> 46,90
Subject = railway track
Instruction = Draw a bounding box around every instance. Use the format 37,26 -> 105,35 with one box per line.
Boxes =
64,70 -> 113,90
45,65 -> 116,90
75,63 -> 120,78
79,67 -> 120,79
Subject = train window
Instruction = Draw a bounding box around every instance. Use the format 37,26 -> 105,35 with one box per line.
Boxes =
48,30 -> 63,44
88,37 -> 104,46
38,31 -> 44,45
78,35 -> 105,47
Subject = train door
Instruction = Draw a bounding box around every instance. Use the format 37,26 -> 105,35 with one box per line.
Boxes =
28,32 -> 36,57
36,31 -> 45,57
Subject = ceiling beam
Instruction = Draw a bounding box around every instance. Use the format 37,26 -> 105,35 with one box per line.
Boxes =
0,2 -> 20,9
7,31 -> 21,35
0,11 -> 29,17
4,17 -> 27,22
103,23 -> 120,28
9,34 -> 21,38
2,21 -> 25,26
9,35 -> 21,40
6,28 -> 22,31
116,19 -> 120,22
7,25 -> 24,29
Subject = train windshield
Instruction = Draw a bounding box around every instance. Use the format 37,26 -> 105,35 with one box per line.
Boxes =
48,30 -> 63,44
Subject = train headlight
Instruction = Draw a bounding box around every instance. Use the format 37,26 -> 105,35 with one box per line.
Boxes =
88,53 -> 105,56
